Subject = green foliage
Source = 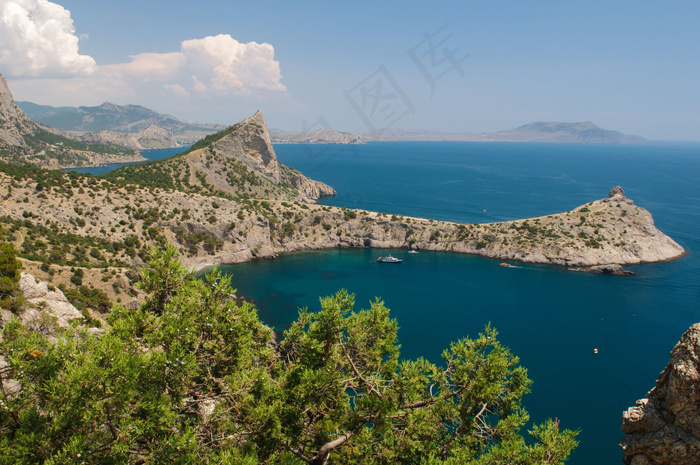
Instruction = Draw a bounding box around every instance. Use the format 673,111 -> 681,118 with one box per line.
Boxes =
0,246 -> 577,464
62,285 -> 112,314
0,241 -> 24,310
182,122 -> 243,154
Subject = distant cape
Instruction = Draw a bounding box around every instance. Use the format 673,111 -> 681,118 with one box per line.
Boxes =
361,121 -> 647,144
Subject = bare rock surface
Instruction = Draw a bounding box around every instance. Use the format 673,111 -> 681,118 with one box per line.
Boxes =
79,130 -> 143,151
0,73 -> 34,148
7,272 -> 83,329
621,323 -> 700,464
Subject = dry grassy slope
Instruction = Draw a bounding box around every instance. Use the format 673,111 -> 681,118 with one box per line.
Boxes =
1,169 -> 685,304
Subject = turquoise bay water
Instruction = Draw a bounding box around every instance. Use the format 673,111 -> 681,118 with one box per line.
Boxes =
218,141 -> 700,465
67,146 -> 188,175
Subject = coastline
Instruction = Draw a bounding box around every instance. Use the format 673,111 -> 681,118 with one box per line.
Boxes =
182,188 -> 686,274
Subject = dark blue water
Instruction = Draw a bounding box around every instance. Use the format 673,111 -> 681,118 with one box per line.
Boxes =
66,146 -> 188,175
218,141 -> 700,465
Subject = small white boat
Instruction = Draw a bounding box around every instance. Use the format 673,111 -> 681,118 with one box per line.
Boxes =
377,255 -> 402,263
408,250 -> 418,254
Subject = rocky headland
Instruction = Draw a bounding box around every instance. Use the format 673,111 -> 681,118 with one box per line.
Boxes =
621,324 -> 700,464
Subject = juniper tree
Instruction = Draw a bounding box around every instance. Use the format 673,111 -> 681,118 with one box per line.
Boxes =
0,245 -> 577,464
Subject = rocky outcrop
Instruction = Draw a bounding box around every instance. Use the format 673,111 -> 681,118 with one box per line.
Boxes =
79,130 -> 143,151
136,124 -> 179,148
0,273 -> 87,398
182,110 -> 336,202
16,272 -> 83,328
620,324 -> 700,464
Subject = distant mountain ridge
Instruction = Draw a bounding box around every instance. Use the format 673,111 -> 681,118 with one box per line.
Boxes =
0,72 -> 144,168
270,128 -> 363,144
18,101 -> 227,144
19,101 -> 647,145
363,121 -> 647,144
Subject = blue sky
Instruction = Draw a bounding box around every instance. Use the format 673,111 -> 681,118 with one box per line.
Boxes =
1,0 -> 698,140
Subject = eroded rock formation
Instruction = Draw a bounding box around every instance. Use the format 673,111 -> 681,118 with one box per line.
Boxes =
620,323 -> 700,464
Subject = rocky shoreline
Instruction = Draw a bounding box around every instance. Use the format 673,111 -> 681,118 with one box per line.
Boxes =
180,186 -> 685,274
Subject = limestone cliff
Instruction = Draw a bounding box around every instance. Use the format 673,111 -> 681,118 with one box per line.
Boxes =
79,130 -> 143,151
620,324 -> 700,464
108,110 -> 336,203
0,73 -> 35,148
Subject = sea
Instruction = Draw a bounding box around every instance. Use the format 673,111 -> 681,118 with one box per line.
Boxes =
224,141 -> 700,465
76,141 -> 700,464
67,146 -> 188,175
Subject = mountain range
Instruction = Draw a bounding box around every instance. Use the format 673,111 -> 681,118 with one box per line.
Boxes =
361,122 -> 647,144
0,73 -> 144,168
18,101 -> 227,144
19,100 -> 647,146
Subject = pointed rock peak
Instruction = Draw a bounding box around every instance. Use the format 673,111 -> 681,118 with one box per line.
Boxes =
609,186 -> 625,198
245,109 -> 267,128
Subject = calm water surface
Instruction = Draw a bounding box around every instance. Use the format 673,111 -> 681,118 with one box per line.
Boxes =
218,141 -> 700,465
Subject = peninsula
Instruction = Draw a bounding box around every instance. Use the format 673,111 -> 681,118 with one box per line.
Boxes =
0,108 -> 685,308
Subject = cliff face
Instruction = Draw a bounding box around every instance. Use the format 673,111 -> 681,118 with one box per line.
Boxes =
0,73 -> 35,148
79,130 -> 143,151
179,110 -> 336,202
621,324 -> 700,464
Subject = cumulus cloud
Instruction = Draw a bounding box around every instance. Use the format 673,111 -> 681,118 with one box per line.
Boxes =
2,3 -> 290,124
106,34 -> 287,97
180,34 -> 286,94
0,0 -> 97,77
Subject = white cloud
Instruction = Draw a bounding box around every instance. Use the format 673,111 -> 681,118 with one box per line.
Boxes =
103,34 -> 287,97
0,0 -> 96,77
180,34 -> 287,94
165,83 -> 190,98
2,3 -> 290,124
